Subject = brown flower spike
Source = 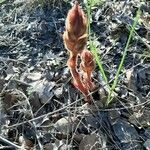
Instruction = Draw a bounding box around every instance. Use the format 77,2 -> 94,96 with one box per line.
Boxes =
63,1 -> 95,103
80,49 -> 95,91
63,1 -> 87,54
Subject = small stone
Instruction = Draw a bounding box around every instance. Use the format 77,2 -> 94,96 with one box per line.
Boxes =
79,132 -> 106,150
112,119 -> 141,149
144,139 -> 150,150
53,86 -> 63,98
54,117 -> 80,134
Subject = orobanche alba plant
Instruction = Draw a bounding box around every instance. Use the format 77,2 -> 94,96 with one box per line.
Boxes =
63,1 -> 95,103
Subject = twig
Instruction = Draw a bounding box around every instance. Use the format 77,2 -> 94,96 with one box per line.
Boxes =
7,92 -> 150,129
0,136 -> 21,149
134,30 -> 150,50
0,75 -> 15,94
0,146 -> 14,149
17,90 -> 43,150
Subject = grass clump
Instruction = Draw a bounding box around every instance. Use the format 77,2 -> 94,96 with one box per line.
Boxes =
84,0 -> 141,106
107,8 -> 141,105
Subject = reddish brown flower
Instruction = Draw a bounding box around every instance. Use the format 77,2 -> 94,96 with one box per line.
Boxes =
63,1 -> 94,103
80,50 -> 95,91
63,1 -> 87,53
65,1 -> 87,39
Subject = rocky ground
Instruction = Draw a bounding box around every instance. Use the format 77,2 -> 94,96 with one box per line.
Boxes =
0,0 -> 150,149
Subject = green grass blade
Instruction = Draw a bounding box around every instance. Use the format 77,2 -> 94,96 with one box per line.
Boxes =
106,8 -> 141,105
86,1 -> 110,89
0,0 -> 5,4
90,41 -> 109,85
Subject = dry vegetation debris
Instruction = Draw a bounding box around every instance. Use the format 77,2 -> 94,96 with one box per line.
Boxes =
0,0 -> 150,149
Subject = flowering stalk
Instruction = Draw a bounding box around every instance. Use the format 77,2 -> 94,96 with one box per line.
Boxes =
67,51 -> 91,102
63,1 -> 95,103
80,49 -> 95,91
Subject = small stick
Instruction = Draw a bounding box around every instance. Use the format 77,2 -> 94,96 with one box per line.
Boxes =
0,136 -> 21,149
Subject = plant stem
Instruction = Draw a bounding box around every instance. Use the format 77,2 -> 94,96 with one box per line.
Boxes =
86,1 -> 110,88
106,8 -> 141,105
